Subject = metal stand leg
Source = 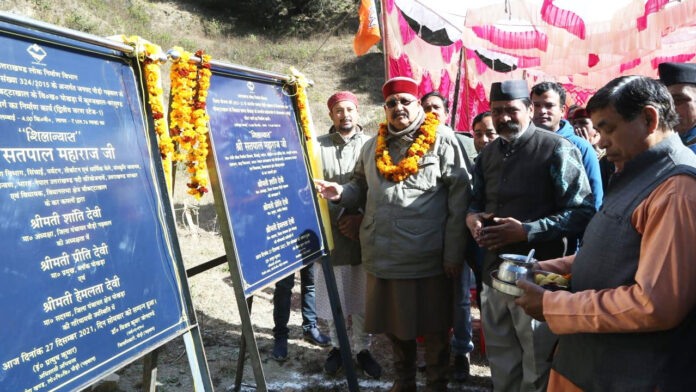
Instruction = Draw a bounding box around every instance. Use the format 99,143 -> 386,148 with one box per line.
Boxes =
142,350 -> 158,392
234,297 -> 254,391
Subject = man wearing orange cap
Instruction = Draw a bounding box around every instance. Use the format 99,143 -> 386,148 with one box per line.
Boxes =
315,76 -> 471,391
314,91 -> 381,379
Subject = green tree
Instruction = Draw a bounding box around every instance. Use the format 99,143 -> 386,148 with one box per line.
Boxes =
229,0 -> 357,36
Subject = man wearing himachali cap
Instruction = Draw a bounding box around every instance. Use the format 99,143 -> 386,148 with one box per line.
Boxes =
658,62 -> 696,153
314,91 -> 382,379
515,76 -> 696,391
466,80 -> 594,391
315,77 -> 471,391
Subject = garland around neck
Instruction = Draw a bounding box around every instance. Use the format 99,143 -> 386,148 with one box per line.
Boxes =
375,112 -> 438,182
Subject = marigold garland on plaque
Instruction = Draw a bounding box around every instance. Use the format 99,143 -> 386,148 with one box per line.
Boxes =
120,35 -> 174,193
169,47 -> 212,199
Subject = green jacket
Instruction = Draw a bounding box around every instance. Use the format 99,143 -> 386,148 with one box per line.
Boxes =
317,127 -> 371,266
454,132 -> 477,171
340,123 -> 471,279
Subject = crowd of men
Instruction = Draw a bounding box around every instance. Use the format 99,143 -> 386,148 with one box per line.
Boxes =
281,61 -> 696,392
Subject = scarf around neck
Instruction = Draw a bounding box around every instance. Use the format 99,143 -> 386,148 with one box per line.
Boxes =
387,108 -> 425,142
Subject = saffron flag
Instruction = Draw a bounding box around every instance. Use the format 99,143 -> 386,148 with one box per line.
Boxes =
353,0 -> 381,56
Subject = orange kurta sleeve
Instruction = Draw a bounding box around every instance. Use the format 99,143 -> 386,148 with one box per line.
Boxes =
548,369 -> 584,391
542,175 -> 696,334
538,255 -> 575,274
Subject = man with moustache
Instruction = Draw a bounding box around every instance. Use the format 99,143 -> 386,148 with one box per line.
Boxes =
314,91 -> 381,378
315,77 -> 470,392
466,80 -> 594,391
659,62 -> 696,153
516,75 -> 696,391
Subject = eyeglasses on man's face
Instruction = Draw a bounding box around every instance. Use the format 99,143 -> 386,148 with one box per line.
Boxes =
384,98 -> 415,109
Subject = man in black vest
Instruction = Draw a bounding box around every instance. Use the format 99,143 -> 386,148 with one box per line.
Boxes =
466,80 -> 594,391
516,76 -> 696,391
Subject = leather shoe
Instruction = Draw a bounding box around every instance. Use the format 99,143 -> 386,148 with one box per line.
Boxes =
324,347 -> 342,375
303,326 -> 331,347
271,338 -> 288,361
452,354 -> 470,382
356,349 -> 382,379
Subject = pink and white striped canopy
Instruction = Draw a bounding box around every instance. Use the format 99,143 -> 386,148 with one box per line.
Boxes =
382,0 -> 696,131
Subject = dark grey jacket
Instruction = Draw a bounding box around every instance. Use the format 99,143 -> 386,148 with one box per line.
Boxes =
554,133 -> 696,391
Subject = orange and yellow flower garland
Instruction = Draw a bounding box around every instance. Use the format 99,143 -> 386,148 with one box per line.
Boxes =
375,112 -> 438,182
120,35 -> 174,193
289,67 -> 313,141
169,48 -> 211,199
187,50 -> 212,199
